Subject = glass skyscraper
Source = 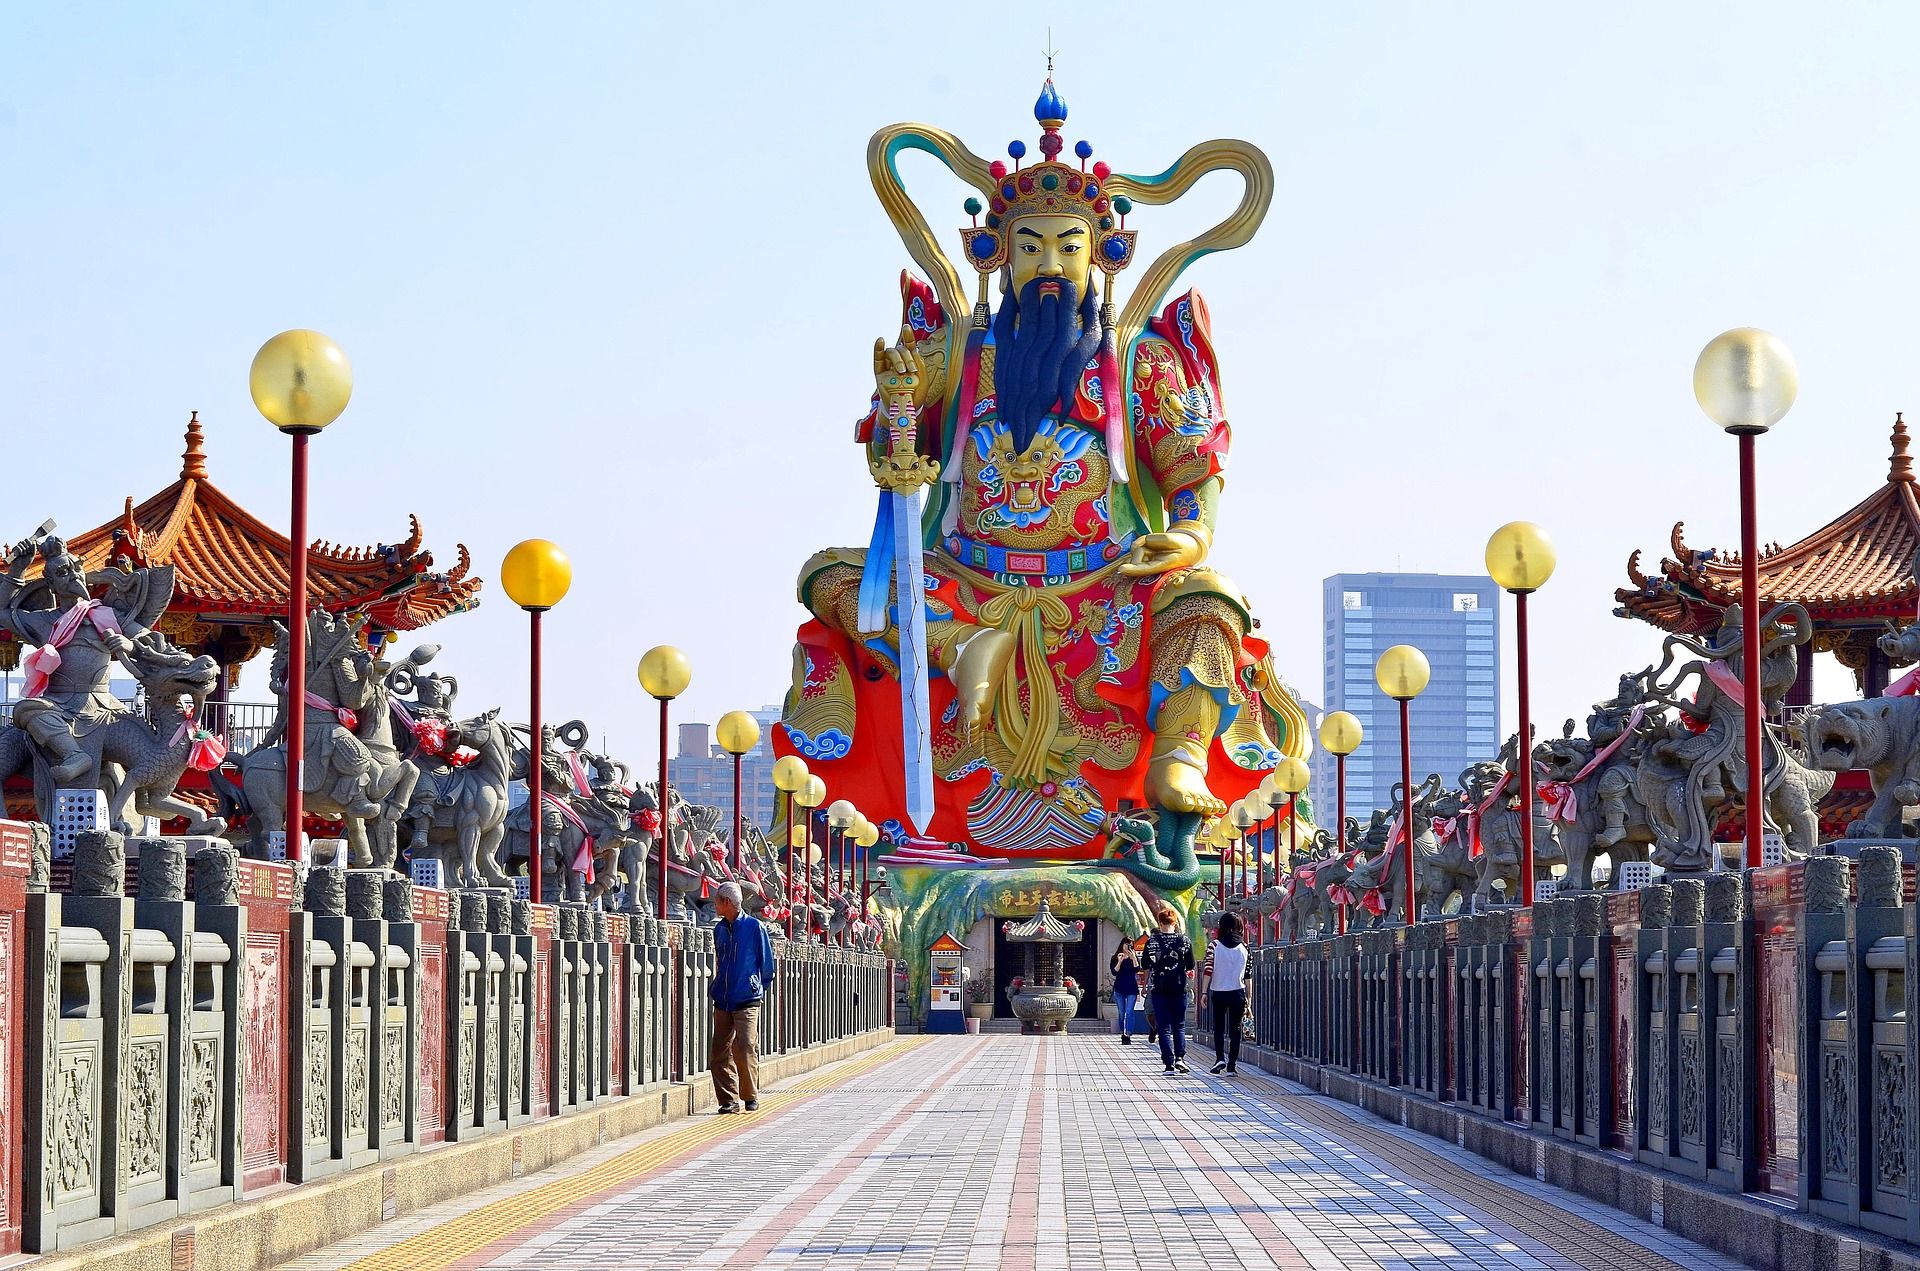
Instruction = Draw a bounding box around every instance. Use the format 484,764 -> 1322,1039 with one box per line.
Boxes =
1316,573 -> 1501,821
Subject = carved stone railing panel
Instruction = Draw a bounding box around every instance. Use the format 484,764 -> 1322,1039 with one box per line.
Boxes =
1804,856 -> 1859,1226
25,896 -> 113,1251
290,911 -> 338,1182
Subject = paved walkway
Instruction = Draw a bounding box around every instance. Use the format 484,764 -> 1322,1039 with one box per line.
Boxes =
285,1035 -> 1753,1271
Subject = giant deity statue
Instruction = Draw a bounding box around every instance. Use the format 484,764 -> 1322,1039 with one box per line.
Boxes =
779,81 -> 1309,991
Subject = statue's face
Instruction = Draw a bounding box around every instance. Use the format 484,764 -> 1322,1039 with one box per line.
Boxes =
1008,213 -> 1094,297
46,552 -> 88,604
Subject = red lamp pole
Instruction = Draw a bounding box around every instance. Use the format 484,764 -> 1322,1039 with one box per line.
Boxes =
527,609 -> 543,904
1516,589 -> 1536,905
783,794 -> 796,940
1335,755 -> 1348,936
1739,433 -> 1765,871
1399,696 -> 1416,926
284,431 -> 311,863
657,697 -> 671,921
730,751 -> 744,873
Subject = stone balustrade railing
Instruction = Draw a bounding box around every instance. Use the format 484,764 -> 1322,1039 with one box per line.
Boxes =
0,818 -> 893,1256
1215,848 -> 1920,1253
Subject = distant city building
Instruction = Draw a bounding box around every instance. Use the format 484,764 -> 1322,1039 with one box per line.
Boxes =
670,705 -> 784,833
1318,573 -> 1500,820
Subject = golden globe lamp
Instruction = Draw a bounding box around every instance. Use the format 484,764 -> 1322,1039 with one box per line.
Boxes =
1694,328 -> 1799,435
637,646 -> 692,700
827,799 -> 859,830
772,755 -> 809,793
716,711 -> 761,756
1374,645 -> 1431,701
853,820 -> 880,848
500,539 -> 572,611
1276,755 -> 1310,795
797,775 -> 827,809
249,329 -> 353,433
1230,802 -> 1258,831
1485,521 -> 1556,595
1319,711 -> 1363,756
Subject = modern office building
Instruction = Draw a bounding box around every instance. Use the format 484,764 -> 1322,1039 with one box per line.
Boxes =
670,704 -> 784,833
1317,573 -> 1500,820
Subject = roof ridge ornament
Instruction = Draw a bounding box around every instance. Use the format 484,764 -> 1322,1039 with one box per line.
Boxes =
1891,411 -> 1912,483
180,410 -> 208,481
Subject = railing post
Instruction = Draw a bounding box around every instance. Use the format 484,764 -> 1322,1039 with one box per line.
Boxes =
1636,883 -> 1676,1168
1704,874 -> 1748,1192
182,842 -> 244,1212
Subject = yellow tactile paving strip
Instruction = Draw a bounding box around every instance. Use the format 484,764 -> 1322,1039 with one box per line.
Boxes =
334,1036 -> 932,1271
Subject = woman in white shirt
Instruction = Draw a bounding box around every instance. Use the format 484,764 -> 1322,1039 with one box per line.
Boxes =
1205,913 -> 1250,1075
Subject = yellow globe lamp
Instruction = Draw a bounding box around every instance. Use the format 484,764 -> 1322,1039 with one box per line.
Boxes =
500,540 -> 572,612
772,755 -> 809,793
637,646 -> 692,700
1230,801 -> 1258,831
1276,755 -> 1310,795
827,798 -> 859,830
716,710 -> 761,756
796,775 -> 827,809
1221,817 -> 1243,843
1694,327 -> 1799,435
1485,521 -> 1557,595
249,329 -> 353,432
853,820 -> 880,849
1320,711 -> 1363,756
789,825 -> 808,849
1375,645 -> 1431,702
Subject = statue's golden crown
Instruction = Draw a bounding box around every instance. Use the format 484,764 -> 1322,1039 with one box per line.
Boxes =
957,79 -> 1137,277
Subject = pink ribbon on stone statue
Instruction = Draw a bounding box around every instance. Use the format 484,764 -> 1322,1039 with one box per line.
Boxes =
304,690 -> 357,730
169,717 -> 228,773
1540,705 -> 1646,824
21,600 -> 122,699
1886,666 -> 1920,698
543,792 -> 596,885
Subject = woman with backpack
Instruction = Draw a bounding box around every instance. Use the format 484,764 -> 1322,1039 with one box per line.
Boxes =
1204,912 -> 1250,1075
1139,906 -> 1194,1074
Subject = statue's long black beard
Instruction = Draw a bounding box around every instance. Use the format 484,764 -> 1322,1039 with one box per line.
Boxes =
992,276 -> 1103,454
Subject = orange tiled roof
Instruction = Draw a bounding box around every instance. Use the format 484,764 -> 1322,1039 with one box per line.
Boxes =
1616,414 -> 1920,633
39,414 -> 482,632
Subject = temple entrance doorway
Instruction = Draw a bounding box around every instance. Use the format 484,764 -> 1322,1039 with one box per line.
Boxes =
990,916 -> 1101,1020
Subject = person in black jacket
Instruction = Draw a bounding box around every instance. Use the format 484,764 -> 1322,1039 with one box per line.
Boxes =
1139,906 -> 1194,1074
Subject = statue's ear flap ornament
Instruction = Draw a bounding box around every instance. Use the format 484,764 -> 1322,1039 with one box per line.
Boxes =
1096,228 -> 1137,276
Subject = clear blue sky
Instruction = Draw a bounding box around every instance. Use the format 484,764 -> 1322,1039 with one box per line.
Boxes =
4,3 -> 1915,766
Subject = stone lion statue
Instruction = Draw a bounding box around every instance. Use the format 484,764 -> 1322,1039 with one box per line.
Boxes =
1803,696 -> 1920,839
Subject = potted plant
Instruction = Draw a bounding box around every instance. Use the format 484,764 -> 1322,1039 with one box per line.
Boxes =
965,977 -> 994,1021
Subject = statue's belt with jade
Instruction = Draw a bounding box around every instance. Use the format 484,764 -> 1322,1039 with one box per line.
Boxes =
942,531 -> 1135,582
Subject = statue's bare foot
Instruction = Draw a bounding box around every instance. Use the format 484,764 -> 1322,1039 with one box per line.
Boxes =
951,629 -> 1016,733
1145,757 -> 1226,816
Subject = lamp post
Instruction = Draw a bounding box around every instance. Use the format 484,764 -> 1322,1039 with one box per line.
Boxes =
771,756 -> 809,938
1486,522 -> 1557,904
499,540 -> 572,903
1319,712 -> 1363,935
853,817 -> 880,929
795,775 -> 826,941
827,799 -> 858,944
638,646 -> 692,920
1274,755 -> 1309,931
1230,801 -> 1257,924
249,330 -> 353,865
1375,645 -> 1431,925
715,710 -> 761,871
1695,328 -> 1799,872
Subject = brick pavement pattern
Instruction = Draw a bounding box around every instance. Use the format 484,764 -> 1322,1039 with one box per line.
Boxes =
285,1035 -> 1754,1271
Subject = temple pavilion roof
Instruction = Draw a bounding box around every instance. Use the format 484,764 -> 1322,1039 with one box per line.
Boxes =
1616,414 -> 1920,634
24,413 -> 482,636
1000,899 -> 1085,943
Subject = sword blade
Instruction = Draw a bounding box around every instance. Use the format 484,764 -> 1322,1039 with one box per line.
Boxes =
891,489 -> 935,835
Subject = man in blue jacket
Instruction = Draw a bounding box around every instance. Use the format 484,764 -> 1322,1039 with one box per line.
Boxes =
710,881 -> 776,1113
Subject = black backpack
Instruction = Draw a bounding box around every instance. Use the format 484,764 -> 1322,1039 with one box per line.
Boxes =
1146,932 -> 1189,995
